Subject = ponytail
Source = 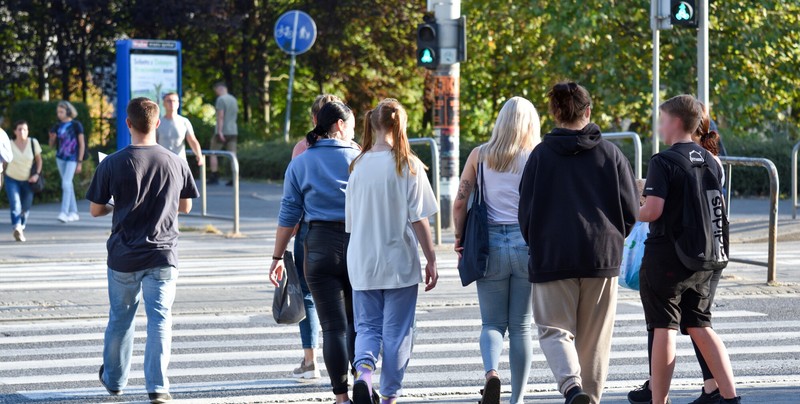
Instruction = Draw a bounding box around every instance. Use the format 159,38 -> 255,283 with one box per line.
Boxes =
306,101 -> 353,147
699,130 -> 720,156
350,98 -> 424,176
692,100 -> 720,156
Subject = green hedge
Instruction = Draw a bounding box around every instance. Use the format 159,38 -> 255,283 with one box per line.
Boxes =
0,144 -> 96,208
9,100 -> 93,148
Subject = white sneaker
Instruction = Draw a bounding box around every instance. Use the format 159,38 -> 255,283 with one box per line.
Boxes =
12,227 -> 25,242
68,213 -> 80,222
57,213 -> 69,223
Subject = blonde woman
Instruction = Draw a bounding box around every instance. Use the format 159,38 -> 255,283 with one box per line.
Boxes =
453,97 -> 540,404
346,99 -> 438,404
48,100 -> 85,222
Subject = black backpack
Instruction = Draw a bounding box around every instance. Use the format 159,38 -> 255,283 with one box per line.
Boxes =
658,147 -> 729,271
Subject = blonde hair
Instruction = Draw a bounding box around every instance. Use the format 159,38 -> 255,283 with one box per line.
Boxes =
351,98 -> 424,176
482,96 -> 540,173
57,100 -> 78,118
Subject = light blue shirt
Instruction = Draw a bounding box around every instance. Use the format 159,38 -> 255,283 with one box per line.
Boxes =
278,138 -> 360,227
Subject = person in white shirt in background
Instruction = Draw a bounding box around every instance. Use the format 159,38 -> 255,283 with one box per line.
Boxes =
157,92 -> 203,166
0,126 -> 13,189
345,98 -> 439,404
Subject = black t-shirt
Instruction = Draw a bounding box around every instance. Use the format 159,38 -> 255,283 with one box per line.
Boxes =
86,145 -> 199,272
643,142 -> 724,248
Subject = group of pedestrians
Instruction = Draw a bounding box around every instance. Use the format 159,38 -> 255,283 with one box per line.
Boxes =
0,100 -> 86,242
77,83 -> 740,404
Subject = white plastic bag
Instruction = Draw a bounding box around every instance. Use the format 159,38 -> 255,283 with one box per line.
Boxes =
619,222 -> 649,291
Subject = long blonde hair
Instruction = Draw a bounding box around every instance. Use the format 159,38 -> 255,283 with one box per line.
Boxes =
482,96 -> 540,172
350,98 -> 424,176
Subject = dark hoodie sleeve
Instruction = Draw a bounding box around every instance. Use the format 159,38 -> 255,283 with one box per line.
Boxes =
617,150 -> 639,237
518,152 -> 537,245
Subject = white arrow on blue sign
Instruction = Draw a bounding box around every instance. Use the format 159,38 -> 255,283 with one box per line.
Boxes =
274,10 -> 317,55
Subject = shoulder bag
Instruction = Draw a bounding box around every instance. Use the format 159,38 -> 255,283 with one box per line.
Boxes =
457,161 -> 490,286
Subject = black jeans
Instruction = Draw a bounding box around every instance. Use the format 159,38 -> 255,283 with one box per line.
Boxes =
304,221 -> 355,395
647,268 -> 723,381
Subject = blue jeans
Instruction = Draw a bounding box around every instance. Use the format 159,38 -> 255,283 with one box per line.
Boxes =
101,266 -> 178,394
354,285 -> 419,399
294,222 -> 320,349
475,224 -> 533,404
4,176 -> 33,229
55,158 -> 78,215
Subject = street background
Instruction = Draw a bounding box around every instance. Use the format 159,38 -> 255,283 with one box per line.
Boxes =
1,181 -> 798,403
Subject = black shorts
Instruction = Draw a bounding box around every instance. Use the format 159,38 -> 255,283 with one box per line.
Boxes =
639,240 -> 713,331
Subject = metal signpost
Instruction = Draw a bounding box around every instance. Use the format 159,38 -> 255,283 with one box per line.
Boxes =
274,10 -> 317,143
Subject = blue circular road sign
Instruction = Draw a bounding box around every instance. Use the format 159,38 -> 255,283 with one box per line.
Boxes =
274,10 -> 317,55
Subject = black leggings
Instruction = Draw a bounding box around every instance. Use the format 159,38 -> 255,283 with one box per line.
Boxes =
647,269 -> 722,381
304,222 -> 355,395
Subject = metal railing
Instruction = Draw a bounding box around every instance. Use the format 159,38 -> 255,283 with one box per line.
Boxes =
186,150 -> 241,236
603,132 -> 643,179
792,141 -> 800,220
410,138 -> 442,245
719,156 -> 779,283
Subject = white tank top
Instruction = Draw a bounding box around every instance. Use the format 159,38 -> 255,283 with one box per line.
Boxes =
479,162 -> 523,225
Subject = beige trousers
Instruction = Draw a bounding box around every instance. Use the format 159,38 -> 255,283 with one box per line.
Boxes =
532,277 -> 618,404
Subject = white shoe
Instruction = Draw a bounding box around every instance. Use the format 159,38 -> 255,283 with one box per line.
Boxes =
68,213 -> 80,222
12,227 -> 25,242
57,213 -> 69,223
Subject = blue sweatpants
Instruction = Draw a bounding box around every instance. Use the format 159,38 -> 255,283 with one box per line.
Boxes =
353,285 -> 418,399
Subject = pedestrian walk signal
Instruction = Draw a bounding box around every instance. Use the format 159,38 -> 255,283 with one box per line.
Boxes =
670,0 -> 698,28
416,20 -> 439,69
419,48 -> 435,64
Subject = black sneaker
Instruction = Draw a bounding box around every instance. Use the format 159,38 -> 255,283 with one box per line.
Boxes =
718,397 -> 741,404
565,386 -> 591,404
690,388 -> 721,404
149,392 -> 173,403
98,365 -> 122,396
207,172 -> 220,185
628,380 -> 652,404
478,375 -> 501,404
353,379 -> 377,404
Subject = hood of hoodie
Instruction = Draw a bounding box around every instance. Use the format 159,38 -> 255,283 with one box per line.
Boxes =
543,123 -> 602,155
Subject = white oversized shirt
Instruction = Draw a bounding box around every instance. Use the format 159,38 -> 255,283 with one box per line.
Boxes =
345,151 -> 438,291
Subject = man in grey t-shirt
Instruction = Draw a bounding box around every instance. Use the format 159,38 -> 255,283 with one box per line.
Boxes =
157,92 -> 203,166
209,82 -> 238,185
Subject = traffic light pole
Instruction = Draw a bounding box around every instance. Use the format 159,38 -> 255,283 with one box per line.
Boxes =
430,0 -> 461,229
697,0 -> 709,107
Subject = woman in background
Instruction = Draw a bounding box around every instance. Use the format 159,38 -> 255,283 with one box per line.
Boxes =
5,120 -> 42,242
49,100 -> 85,223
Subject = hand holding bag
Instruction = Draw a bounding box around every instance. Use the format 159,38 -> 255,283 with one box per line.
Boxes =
619,221 -> 648,290
28,138 -> 44,194
272,251 -> 307,324
457,162 -> 490,287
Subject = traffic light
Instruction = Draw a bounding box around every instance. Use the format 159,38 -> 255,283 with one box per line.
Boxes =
671,0 -> 698,28
416,20 -> 439,69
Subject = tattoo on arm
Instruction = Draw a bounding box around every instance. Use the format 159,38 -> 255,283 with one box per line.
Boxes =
456,179 -> 472,201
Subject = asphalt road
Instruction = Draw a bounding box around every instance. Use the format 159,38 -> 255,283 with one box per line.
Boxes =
1,181 -> 799,403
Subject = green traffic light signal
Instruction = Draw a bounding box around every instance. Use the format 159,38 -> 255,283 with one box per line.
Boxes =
675,3 -> 692,20
420,48 -> 434,64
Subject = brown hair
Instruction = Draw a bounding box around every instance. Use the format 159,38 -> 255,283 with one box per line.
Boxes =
547,82 -> 592,125
13,120 -> 28,131
693,101 -> 721,156
162,92 -> 179,100
351,98 -> 424,176
311,94 -> 343,119
126,97 -> 160,134
659,94 -> 704,135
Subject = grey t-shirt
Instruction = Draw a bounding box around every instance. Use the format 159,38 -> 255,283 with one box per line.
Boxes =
215,94 -> 238,135
157,115 -> 194,160
86,145 -> 200,273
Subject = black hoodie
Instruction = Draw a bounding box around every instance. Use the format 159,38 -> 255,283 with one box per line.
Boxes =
518,123 -> 639,283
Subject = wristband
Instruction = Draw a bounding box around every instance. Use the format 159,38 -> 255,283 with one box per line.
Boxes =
272,256 -> 283,261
